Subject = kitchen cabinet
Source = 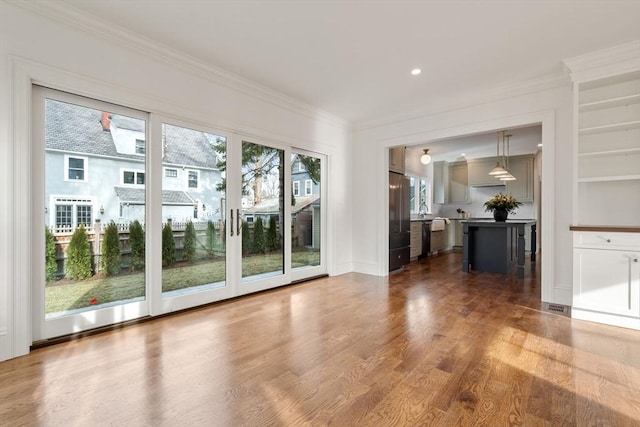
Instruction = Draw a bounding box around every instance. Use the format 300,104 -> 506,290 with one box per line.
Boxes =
448,161 -> 469,203
410,221 -> 422,259
572,231 -> 640,330
389,146 -> 406,174
432,161 -> 449,204
467,158 -> 498,186
454,220 -> 464,247
506,155 -> 535,202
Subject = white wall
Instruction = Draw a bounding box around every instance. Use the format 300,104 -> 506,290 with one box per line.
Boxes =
352,84 -> 574,310
0,3 -> 353,361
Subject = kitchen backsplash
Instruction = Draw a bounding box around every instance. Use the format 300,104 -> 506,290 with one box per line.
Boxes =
432,185 -> 536,219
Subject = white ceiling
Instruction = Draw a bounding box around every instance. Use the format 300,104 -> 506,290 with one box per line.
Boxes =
58,0 -> 640,127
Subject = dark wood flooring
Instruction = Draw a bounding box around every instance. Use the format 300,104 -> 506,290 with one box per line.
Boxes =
1,251 -> 639,426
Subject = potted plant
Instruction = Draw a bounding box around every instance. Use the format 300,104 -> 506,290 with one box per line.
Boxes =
483,193 -> 522,221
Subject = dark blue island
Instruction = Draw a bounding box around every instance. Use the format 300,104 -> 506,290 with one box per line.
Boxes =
462,220 -> 536,278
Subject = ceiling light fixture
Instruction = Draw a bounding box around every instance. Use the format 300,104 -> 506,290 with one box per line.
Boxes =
420,148 -> 432,165
411,68 -> 421,76
498,133 -> 516,181
489,131 -> 508,176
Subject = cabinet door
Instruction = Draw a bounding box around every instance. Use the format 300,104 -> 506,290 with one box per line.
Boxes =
573,248 -> 640,317
433,161 -> 449,204
410,222 -> 422,258
506,156 -> 534,202
389,146 -> 406,174
449,162 -> 469,203
467,158 -> 499,186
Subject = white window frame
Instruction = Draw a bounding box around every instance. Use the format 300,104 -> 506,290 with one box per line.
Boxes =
135,138 -> 145,155
49,195 -> 96,230
187,169 -> 199,189
120,168 -> 145,186
304,179 -> 313,196
293,181 -> 300,196
64,154 -> 88,182
165,168 -> 178,178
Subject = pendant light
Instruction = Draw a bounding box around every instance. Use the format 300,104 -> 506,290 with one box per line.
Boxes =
420,148 -> 432,165
498,133 -> 516,181
489,131 -> 508,176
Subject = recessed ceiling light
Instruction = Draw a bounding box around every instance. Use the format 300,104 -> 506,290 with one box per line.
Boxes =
461,153 -> 466,157
537,143 -> 543,147
411,68 -> 421,76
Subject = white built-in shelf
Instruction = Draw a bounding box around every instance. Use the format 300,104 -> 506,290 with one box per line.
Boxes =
579,93 -> 640,112
578,120 -> 640,135
578,147 -> 640,158
578,175 -> 640,183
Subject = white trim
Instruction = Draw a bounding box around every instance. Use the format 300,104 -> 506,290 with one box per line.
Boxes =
293,181 -> 300,196
186,169 -> 199,190
120,167 -> 145,186
164,167 -> 178,178
7,0 -> 348,130
564,40 -> 640,83
304,179 -> 313,196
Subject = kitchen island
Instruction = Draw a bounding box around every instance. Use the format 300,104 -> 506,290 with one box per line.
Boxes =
462,220 -> 536,278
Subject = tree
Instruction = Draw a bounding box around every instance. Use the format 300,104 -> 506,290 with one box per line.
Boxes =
206,220 -> 217,258
252,217 -> 266,254
162,222 -> 176,267
129,220 -> 145,270
66,225 -> 92,280
45,227 -> 58,282
102,221 -> 122,276
241,221 -> 250,256
183,220 -> 196,262
266,216 -> 280,252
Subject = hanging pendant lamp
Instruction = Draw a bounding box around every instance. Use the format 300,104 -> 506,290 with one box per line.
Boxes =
489,131 -> 508,176
498,133 -> 516,181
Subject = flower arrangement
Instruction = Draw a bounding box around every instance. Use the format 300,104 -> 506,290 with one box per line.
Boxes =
483,193 -> 522,214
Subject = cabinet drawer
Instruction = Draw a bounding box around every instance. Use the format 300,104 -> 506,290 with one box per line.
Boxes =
573,231 -> 640,250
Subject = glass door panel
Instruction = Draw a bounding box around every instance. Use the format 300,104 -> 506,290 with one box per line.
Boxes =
291,152 -> 321,270
35,87 -> 149,340
240,140 -> 285,281
160,123 -> 227,297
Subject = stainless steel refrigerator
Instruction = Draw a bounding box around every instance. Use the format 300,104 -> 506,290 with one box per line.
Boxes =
389,171 -> 411,271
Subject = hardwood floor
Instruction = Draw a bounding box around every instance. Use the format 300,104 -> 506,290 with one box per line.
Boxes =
1,252 -> 639,426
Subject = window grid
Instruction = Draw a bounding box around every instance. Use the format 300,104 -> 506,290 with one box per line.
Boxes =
293,181 -> 300,196
188,170 -> 198,188
304,180 -> 312,196
68,157 -> 85,180
55,205 -> 72,228
76,205 -> 92,226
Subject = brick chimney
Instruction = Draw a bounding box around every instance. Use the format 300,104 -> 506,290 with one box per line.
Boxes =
100,112 -> 111,131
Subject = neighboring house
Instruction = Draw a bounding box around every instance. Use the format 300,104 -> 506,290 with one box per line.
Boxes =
44,99 -> 224,231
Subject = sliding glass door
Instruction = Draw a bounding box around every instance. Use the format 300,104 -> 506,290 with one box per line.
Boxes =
33,89 -> 327,341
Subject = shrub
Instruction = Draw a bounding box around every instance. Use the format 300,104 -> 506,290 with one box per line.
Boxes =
129,220 -> 145,270
101,221 -> 122,276
252,217 -> 266,254
162,222 -> 176,267
241,221 -> 250,256
266,216 -> 280,252
183,220 -> 196,263
206,220 -> 217,258
66,225 -> 93,280
45,226 -> 58,282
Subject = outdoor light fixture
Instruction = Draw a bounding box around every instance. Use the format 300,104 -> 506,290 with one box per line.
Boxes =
420,148 -> 432,165
100,205 -> 105,215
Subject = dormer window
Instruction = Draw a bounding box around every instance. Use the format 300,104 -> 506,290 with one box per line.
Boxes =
135,139 -> 145,155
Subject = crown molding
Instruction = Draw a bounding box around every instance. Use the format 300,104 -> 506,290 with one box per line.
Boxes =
563,40 -> 640,83
6,0 -> 350,130
354,72 -> 569,132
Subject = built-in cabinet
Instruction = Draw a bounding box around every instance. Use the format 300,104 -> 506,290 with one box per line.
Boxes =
432,161 -> 449,204
467,158 -> 498,186
566,46 -> 640,330
410,221 -> 422,259
572,231 -> 640,329
467,155 -> 534,202
389,146 -> 406,174
449,161 -> 469,203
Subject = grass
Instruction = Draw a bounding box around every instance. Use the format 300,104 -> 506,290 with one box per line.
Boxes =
45,250 -> 320,314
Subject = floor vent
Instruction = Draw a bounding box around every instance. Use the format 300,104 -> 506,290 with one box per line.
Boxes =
542,302 -> 571,318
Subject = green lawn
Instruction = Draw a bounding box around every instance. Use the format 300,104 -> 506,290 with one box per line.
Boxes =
45,250 -> 320,314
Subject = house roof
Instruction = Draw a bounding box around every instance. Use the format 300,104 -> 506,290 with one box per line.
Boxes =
245,195 -> 320,215
45,99 -> 219,169
114,186 -> 196,205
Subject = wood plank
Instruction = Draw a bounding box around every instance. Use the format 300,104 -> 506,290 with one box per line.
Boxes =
1,252 -> 640,426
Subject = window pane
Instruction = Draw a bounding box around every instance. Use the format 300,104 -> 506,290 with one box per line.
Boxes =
44,97 -> 146,318
242,141 -> 284,280
136,172 -> 145,185
123,171 -> 135,184
135,139 -> 145,154
161,123 -> 226,297
291,152 -> 321,269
